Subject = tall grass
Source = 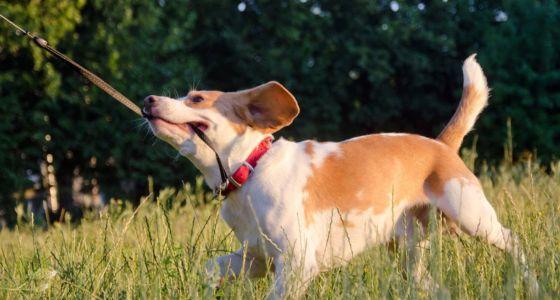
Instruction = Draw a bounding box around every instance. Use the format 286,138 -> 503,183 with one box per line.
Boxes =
0,157 -> 559,299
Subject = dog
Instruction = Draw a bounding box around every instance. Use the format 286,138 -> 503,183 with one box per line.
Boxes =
143,55 -> 536,298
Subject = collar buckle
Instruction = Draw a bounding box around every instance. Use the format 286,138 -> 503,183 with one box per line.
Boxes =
241,161 -> 255,172
209,136 -> 273,199
228,176 -> 242,188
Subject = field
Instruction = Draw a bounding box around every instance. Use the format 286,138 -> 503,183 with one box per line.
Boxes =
0,156 -> 559,299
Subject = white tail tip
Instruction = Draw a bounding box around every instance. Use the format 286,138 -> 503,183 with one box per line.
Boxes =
463,54 -> 487,88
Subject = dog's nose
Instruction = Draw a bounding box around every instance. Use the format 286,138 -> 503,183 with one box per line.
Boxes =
144,95 -> 157,107
142,95 -> 158,119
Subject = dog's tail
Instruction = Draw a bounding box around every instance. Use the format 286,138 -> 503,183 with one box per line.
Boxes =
437,54 -> 489,152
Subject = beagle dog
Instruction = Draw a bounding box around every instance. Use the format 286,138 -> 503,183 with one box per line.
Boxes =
144,55 -> 535,298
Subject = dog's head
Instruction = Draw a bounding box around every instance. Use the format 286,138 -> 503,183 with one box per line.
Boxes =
143,81 -> 299,185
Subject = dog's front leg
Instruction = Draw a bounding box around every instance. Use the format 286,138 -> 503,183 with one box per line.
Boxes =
269,250 -> 319,300
205,248 -> 268,288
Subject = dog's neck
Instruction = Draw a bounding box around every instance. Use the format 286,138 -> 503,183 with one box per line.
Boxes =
184,129 -> 271,191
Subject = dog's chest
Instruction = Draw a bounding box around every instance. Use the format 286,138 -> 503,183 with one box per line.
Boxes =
220,195 -> 260,244
219,139 -> 312,254
219,176 -> 306,256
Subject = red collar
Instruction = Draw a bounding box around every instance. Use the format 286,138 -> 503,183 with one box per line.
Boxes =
221,137 -> 273,196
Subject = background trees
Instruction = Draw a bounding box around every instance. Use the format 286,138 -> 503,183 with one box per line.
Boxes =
1,0 -> 559,224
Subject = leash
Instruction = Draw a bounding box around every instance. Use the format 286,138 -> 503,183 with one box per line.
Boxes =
0,13 -> 234,196
189,125 -> 230,196
0,13 -> 142,116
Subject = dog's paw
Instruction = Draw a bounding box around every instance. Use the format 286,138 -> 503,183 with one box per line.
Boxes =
525,272 -> 539,298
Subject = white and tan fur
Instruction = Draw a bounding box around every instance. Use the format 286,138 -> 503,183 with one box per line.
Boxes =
144,55 -> 536,298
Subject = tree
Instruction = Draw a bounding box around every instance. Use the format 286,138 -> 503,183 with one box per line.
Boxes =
1,0 -> 559,225
0,0 -> 86,223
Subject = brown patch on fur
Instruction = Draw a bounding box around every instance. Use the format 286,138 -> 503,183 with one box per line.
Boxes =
305,141 -> 314,155
213,97 -> 249,135
303,134 -> 477,225
179,90 -> 248,134
220,82 -> 299,134
184,91 -> 223,109
336,220 -> 355,228
185,82 -> 299,135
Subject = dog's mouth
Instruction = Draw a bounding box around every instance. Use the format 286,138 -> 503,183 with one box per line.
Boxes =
187,121 -> 209,131
143,108 -> 208,133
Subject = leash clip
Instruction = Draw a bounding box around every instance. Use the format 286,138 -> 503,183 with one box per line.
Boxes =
213,180 -> 230,199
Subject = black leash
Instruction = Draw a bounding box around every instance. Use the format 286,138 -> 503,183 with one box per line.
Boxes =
189,125 -> 231,195
1,13 -> 232,196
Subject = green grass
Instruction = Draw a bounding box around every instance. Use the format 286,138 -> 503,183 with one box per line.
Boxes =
1,159 -> 559,299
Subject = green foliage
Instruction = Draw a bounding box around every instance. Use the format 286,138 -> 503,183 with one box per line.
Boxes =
0,0 -> 86,221
0,0 -> 559,222
0,160 -> 559,298
480,1 -> 560,160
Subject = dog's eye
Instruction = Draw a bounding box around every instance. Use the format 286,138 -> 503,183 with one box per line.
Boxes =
191,96 -> 204,103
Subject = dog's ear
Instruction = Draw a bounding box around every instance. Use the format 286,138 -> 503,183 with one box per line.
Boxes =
233,81 -> 300,133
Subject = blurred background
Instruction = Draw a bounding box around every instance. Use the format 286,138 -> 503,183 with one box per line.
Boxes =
0,0 -> 558,227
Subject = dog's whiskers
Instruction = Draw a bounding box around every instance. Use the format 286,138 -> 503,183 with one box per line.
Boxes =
189,78 -> 200,92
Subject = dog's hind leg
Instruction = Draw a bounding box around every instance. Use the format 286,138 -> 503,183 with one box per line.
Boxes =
394,207 -> 439,291
427,177 -> 538,294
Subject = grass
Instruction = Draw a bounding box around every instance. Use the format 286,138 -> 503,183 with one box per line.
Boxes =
0,156 -> 559,299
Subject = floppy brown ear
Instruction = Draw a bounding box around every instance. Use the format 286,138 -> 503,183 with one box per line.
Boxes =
233,81 -> 300,133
